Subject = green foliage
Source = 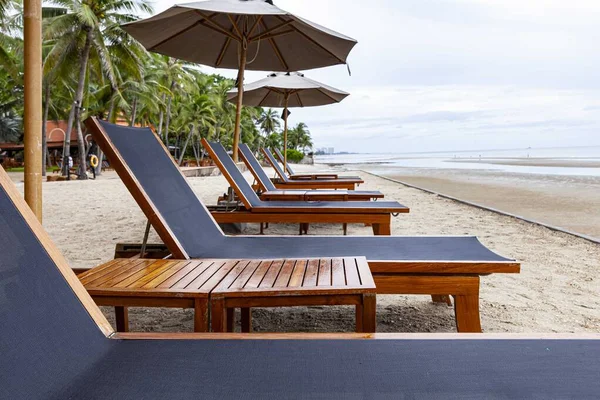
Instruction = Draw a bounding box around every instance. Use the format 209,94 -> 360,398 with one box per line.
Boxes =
285,149 -> 304,163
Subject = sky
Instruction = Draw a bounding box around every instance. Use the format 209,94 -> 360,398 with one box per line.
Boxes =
152,0 -> 600,153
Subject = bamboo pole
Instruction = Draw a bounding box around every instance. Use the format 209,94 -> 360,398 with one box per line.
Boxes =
232,41 -> 247,162
23,0 -> 43,221
283,93 -> 289,167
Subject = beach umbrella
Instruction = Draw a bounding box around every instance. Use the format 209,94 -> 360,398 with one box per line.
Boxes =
122,0 -> 357,161
227,72 -> 349,165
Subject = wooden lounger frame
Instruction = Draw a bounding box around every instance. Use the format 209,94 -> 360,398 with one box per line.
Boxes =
261,148 -> 360,190
201,137 -> 406,235
85,117 -> 520,332
273,147 -> 339,180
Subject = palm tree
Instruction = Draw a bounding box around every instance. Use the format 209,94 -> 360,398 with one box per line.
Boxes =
288,122 -> 313,152
256,107 -> 280,151
44,0 -> 152,178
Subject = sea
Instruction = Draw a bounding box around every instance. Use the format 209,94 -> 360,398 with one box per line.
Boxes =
314,145 -> 600,178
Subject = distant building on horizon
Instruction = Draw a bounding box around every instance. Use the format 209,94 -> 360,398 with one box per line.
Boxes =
315,147 -> 335,155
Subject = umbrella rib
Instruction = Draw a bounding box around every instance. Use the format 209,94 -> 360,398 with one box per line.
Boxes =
195,11 -> 242,41
215,15 -> 242,67
257,90 -> 272,107
259,19 -> 288,71
148,13 -> 220,51
316,88 -> 340,103
227,14 -> 243,39
274,16 -> 345,64
255,29 -> 295,42
247,16 -> 263,38
249,19 -> 294,42
296,92 -> 304,108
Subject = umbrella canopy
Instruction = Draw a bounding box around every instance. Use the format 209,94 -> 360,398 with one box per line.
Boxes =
227,72 -> 349,164
123,0 -> 357,161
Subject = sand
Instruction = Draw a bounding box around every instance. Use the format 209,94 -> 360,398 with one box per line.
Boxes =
11,165 -> 600,334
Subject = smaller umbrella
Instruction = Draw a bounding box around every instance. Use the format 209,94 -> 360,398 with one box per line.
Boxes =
228,72 -> 349,165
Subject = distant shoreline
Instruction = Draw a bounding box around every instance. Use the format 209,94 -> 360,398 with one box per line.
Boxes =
447,158 -> 600,168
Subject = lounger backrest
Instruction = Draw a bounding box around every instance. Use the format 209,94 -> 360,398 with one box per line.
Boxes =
87,118 -> 226,259
0,167 -> 113,398
274,147 -> 296,175
239,143 -> 277,191
203,140 -> 262,208
262,147 -> 289,182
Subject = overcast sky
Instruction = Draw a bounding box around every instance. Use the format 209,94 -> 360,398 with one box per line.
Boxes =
152,0 -> 600,153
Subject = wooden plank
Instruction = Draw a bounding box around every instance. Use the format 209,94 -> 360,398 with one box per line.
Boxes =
288,259 -> 307,287
141,261 -> 193,289
214,260 -> 252,290
245,260 -> 274,289
259,260 -> 285,288
109,260 -> 169,288
229,260 -> 262,290
198,260 -> 240,291
356,258 -> 375,289
171,261 -> 213,290
156,261 -> 205,289
302,259 -> 320,287
78,259 -> 123,283
185,260 -> 229,291
80,259 -> 142,285
344,258 -> 361,286
273,259 -> 296,288
127,260 -> 180,289
86,259 -> 155,287
317,259 -> 332,287
331,258 -> 346,286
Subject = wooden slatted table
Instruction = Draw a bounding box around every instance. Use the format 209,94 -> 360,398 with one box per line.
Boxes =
210,257 -> 377,333
79,258 -> 240,332
80,257 -> 376,334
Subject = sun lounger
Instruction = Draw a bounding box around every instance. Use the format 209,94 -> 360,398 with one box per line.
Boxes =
262,147 -> 364,190
239,143 -> 384,201
273,146 -> 358,181
0,165 -> 598,399
85,117 -> 519,332
202,139 -> 401,222
88,118 -> 407,235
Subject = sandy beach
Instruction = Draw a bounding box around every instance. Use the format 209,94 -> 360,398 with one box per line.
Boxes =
10,164 -> 600,334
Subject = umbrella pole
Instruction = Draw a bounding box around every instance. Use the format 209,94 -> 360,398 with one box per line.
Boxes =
232,43 -> 248,163
23,0 -> 43,221
283,93 -> 289,168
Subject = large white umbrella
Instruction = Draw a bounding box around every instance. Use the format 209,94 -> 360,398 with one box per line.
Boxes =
123,0 -> 357,161
227,72 -> 349,165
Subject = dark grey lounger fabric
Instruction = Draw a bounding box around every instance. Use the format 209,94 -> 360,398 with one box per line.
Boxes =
207,140 -> 400,209
273,146 -> 361,180
1,183 -> 600,399
240,143 -> 382,198
95,120 -> 508,262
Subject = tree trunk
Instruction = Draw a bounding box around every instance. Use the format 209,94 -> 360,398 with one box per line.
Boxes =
71,27 -> 93,180
178,125 -> 194,165
130,97 -> 137,126
157,93 -> 165,140
164,95 -> 172,149
41,83 -> 50,175
62,104 -> 76,175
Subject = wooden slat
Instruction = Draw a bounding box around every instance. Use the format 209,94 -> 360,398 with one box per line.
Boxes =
128,260 -> 180,288
171,261 -> 213,290
288,259 -> 307,287
111,260 -> 170,288
185,260 -> 228,290
229,260 -> 262,290
215,260 -> 252,290
80,259 -> 141,285
155,261 -> 204,289
331,258 -> 346,286
273,259 -> 296,288
78,259 -> 123,283
86,259 -> 155,287
245,260 -> 274,289
259,260 -> 285,288
356,258 -> 376,288
302,259 -> 320,287
317,259 -> 332,287
198,260 -> 240,291
141,261 -> 193,289
344,258 -> 361,286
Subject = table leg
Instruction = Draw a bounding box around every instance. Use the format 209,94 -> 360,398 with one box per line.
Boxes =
194,298 -> 209,332
241,308 -> 252,333
210,298 -> 225,332
362,293 -> 377,333
115,306 -> 129,332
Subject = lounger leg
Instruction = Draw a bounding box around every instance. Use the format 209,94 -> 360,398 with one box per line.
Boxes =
343,223 -> 347,235
241,308 -> 252,333
260,223 -> 264,234
372,222 -> 391,235
431,295 -> 453,306
115,306 -> 129,332
210,297 -> 226,332
227,308 -> 235,332
361,293 -> 377,333
194,298 -> 209,332
454,294 -> 482,333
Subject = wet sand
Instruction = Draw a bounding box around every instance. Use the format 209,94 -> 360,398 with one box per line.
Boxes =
10,165 -> 600,334
448,158 -> 600,168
